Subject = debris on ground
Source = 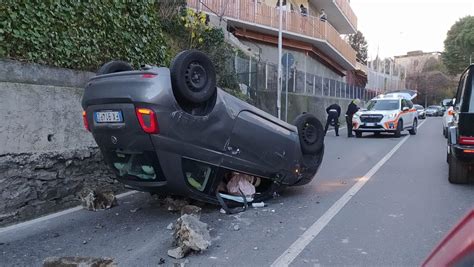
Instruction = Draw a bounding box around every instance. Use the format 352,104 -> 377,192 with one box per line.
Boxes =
43,256 -> 116,267
80,189 -> 117,211
233,224 -> 240,231
167,223 -> 174,230
82,240 -> 87,245
130,207 -> 141,213
251,202 -> 265,208
158,258 -> 166,265
168,214 -> 211,259
180,205 -> 202,218
162,196 -> 190,212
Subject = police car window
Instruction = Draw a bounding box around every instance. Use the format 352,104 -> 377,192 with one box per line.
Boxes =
366,100 -> 399,111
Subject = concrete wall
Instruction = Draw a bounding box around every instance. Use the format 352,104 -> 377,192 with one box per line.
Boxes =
253,90 -> 355,126
0,61 -> 121,226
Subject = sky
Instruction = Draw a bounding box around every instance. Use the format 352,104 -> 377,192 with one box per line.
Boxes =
350,0 -> 474,59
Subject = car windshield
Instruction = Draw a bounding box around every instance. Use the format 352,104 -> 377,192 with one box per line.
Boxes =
366,100 -> 399,111
414,105 -> 424,110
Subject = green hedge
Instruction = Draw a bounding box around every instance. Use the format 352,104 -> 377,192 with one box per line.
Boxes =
1,1 -> 170,71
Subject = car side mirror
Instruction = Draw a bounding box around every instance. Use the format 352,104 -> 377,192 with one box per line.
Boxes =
402,107 -> 409,112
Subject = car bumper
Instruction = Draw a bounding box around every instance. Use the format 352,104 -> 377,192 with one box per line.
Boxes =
352,119 -> 399,132
451,144 -> 474,163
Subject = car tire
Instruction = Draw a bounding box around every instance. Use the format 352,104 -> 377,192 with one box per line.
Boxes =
394,120 -> 403,137
409,119 -> 417,135
448,154 -> 470,184
97,60 -> 133,75
355,131 -> 362,138
293,113 -> 324,154
170,50 -> 217,105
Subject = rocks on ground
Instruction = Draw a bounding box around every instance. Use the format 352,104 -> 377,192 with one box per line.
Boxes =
167,214 -> 211,259
80,189 -> 117,211
42,256 -> 116,267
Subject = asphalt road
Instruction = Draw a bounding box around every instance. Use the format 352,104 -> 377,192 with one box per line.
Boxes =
1,117 -> 473,266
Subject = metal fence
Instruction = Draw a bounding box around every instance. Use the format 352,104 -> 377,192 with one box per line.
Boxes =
232,55 -> 375,101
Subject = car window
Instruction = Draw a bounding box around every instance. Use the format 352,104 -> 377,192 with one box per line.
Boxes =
366,100 -> 400,111
401,99 -> 408,109
469,72 -> 474,112
455,71 -> 467,110
407,100 -> 414,108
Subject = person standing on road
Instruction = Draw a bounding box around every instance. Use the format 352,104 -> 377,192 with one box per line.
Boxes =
324,103 -> 341,136
345,99 -> 360,137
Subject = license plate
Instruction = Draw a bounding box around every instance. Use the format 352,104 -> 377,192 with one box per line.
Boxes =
94,111 -> 123,123
365,123 -> 375,127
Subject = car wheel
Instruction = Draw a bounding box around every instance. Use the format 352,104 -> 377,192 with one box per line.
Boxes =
293,113 -> 324,154
448,155 -> 470,184
355,131 -> 362,138
170,50 -> 217,105
97,60 -> 133,75
394,120 -> 403,137
409,119 -> 417,135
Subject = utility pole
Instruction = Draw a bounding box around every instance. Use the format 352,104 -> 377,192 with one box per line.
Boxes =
277,0 -> 283,119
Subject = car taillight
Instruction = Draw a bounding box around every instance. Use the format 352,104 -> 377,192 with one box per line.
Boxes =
459,136 -> 474,145
82,111 -> 91,132
142,73 -> 157,78
448,109 -> 454,116
135,108 -> 159,134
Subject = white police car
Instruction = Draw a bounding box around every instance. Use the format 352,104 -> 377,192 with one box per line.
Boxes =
352,91 -> 418,138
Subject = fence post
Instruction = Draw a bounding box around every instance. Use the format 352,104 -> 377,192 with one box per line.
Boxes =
328,79 -> 331,97
293,68 -> 296,92
248,56 -> 252,87
265,62 -> 268,90
321,76 -> 324,96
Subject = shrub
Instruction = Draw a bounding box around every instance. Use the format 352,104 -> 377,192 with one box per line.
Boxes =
1,1 -> 170,71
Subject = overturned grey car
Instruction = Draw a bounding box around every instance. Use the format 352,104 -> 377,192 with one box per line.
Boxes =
81,50 -> 324,206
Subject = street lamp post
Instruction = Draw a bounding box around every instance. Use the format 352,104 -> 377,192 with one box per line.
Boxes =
277,0 -> 283,119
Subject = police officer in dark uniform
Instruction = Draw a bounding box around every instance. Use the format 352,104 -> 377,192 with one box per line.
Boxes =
324,103 -> 341,136
345,99 -> 360,137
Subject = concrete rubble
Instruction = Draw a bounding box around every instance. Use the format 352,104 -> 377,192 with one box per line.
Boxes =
162,196 -> 189,211
167,214 -> 212,259
42,256 -> 116,267
80,189 -> 117,211
180,205 -> 202,218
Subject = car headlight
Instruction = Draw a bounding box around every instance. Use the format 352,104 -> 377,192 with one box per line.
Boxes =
386,113 -> 397,119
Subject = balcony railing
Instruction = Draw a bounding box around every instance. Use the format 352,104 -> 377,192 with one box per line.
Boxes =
334,0 -> 358,30
188,0 -> 357,67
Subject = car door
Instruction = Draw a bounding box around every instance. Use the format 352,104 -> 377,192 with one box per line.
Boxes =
407,100 -> 416,125
401,99 -> 413,128
221,111 -> 299,179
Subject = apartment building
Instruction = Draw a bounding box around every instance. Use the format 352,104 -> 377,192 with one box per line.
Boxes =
187,0 -> 359,84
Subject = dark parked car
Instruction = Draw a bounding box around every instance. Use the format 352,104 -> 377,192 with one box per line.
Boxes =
81,50 -> 325,205
425,105 -> 443,117
447,64 -> 474,183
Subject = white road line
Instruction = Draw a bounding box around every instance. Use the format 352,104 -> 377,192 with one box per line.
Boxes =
271,120 -> 427,267
0,190 -> 138,235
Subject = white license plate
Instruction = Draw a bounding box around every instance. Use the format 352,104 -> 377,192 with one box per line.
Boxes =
365,123 -> 375,127
94,111 -> 123,123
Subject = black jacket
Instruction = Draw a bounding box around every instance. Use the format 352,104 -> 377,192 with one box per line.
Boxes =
346,102 -> 359,116
326,104 -> 341,117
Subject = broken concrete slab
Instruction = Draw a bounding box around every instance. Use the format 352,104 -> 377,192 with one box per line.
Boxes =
42,256 -> 116,267
162,196 -> 189,212
80,189 -> 117,211
168,214 -> 211,259
180,205 -> 202,218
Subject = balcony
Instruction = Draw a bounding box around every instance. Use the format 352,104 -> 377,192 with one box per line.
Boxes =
188,0 -> 357,70
311,0 -> 357,34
